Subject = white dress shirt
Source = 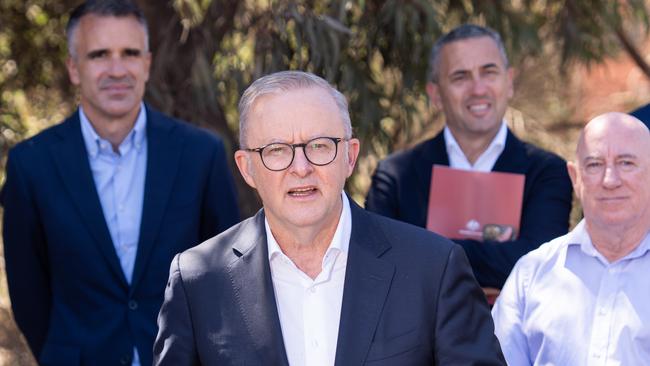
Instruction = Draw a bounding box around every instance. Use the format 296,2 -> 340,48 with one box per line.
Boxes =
444,121 -> 507,171
492,220 -> 650,366
266,193 -> 351,366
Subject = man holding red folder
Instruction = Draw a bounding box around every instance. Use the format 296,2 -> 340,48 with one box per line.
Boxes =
366,24 -> 573,289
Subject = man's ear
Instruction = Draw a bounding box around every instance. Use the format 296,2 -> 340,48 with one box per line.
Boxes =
426,82 -> 443,110
506,67 -> 515,100
567,161 -> 579,189
66,57 -> 81,86
345,138 -> 361,177
234,150 -> 257,189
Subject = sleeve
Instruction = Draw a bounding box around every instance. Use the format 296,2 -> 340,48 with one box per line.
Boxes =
200,137 -> 240,240
153,254 -> 199,366
491,260 -> 533,365
1,149 -> 52,357
365,160 -> 400,219
454,157 -> 573,288
434,245 -> 506,365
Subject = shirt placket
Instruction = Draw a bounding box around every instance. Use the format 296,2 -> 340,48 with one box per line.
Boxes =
303,252 -> 335,366
587,264 -> 620,365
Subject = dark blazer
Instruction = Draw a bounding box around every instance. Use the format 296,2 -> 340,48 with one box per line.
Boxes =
153,200 -> 505,366
631,103 -> 650,127
1,106 -> 240,366
365,129 -> 573,288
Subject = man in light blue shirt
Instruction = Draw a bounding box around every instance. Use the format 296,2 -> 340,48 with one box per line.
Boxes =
492,112 -> 650,365
1,1 -> 240,365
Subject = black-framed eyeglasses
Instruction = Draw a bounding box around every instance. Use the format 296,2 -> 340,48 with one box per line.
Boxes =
244,136 -> 348,171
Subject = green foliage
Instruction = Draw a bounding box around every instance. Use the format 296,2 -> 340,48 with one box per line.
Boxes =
2,0 -> 649,207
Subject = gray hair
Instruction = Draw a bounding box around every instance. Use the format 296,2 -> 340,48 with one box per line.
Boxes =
66,0 -> 149,60
238,71 -> 352,148
429,24 -> 509,83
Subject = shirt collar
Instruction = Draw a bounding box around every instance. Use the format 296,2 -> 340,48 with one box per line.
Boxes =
443,120 -> 507,165
79,103 -> 147,158
567,219 -> 650,263
266,192 -> 352,261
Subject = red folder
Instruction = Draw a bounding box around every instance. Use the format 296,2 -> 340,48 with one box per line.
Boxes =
426,165 -> 525,241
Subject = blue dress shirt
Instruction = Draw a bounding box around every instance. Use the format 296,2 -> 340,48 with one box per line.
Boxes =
80,105 -> 147,366
492,220 -> 650,365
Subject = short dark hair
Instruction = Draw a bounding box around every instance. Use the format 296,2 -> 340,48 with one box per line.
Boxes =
428,24 -> 508,83
66,0 -> 149,59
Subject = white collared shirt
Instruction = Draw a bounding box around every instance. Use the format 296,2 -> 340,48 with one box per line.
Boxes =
444,121 -> 507,172
266,193 -> 351,366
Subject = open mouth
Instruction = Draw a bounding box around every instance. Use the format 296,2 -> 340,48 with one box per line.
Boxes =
468,103 -> 490,116
288,187 -> 318,197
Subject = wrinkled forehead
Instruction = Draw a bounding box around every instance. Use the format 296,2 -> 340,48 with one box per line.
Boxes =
248,87 -> 345,141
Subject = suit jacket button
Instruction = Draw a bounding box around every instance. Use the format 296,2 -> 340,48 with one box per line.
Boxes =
120,355 -> 131,365
128,300 -> 138,310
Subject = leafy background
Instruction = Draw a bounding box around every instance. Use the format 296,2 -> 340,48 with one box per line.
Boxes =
2,0 -> 650,363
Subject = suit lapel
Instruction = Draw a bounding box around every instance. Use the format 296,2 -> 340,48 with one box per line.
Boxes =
335,202 -> 395,366
49,112 -> 128,287
131,107 -> 184,293
492,129 -> 528,174
227,212 -> 290,366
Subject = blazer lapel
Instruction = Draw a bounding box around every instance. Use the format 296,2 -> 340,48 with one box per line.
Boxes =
49,112 -> 128,287
492,129 -> 528,174
335,202 -> 395,366
131,107 -> 184,292
227,212 -> 290,366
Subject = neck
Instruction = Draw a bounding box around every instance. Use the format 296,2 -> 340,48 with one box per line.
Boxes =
448,126 -> 500,165
82,103 -> 141,151
587,220 -> 648,262
268,205 -> 342,279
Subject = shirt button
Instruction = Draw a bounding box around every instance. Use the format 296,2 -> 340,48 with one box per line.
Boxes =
592,353 -> 601,359
128,300 -> 138,310
119,204 -> 125,212
312,339 -> 319,348
309,287 -> 317,294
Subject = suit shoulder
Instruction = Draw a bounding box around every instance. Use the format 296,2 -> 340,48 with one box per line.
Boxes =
7,119 -> 72,158
377,137 -> 438,174
519,139 -> 566,167
150,109 -> 226,148
176,215 -> 259,275
366,209 -> 456,256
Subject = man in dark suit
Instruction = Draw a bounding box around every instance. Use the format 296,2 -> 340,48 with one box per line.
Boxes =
365,24 -> 573,290
153,71 -> 505,365
1,1 -> 239,365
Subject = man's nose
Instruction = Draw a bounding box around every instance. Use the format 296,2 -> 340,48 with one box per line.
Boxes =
470,77 -> 488,95
602,165 -> 622,189
288,146 -> 314,176
108,57 -> 128,77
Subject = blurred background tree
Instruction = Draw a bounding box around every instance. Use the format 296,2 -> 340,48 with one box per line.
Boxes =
2,0 -> 650,364
2,0 -> 650,214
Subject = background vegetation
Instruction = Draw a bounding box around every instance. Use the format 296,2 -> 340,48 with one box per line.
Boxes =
1,0 -> 650,363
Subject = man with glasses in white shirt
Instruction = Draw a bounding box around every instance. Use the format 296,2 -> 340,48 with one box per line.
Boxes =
153,70 -> 505,365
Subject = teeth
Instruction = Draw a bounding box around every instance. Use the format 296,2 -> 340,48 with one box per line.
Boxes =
468,104 -> 489,112
289,187 -> 315,195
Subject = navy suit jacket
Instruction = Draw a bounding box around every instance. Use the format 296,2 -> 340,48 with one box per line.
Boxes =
1,106 -> 240,366
365,129 -> 573,288
153,200 -> 505,366
631,103 -> 650,127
